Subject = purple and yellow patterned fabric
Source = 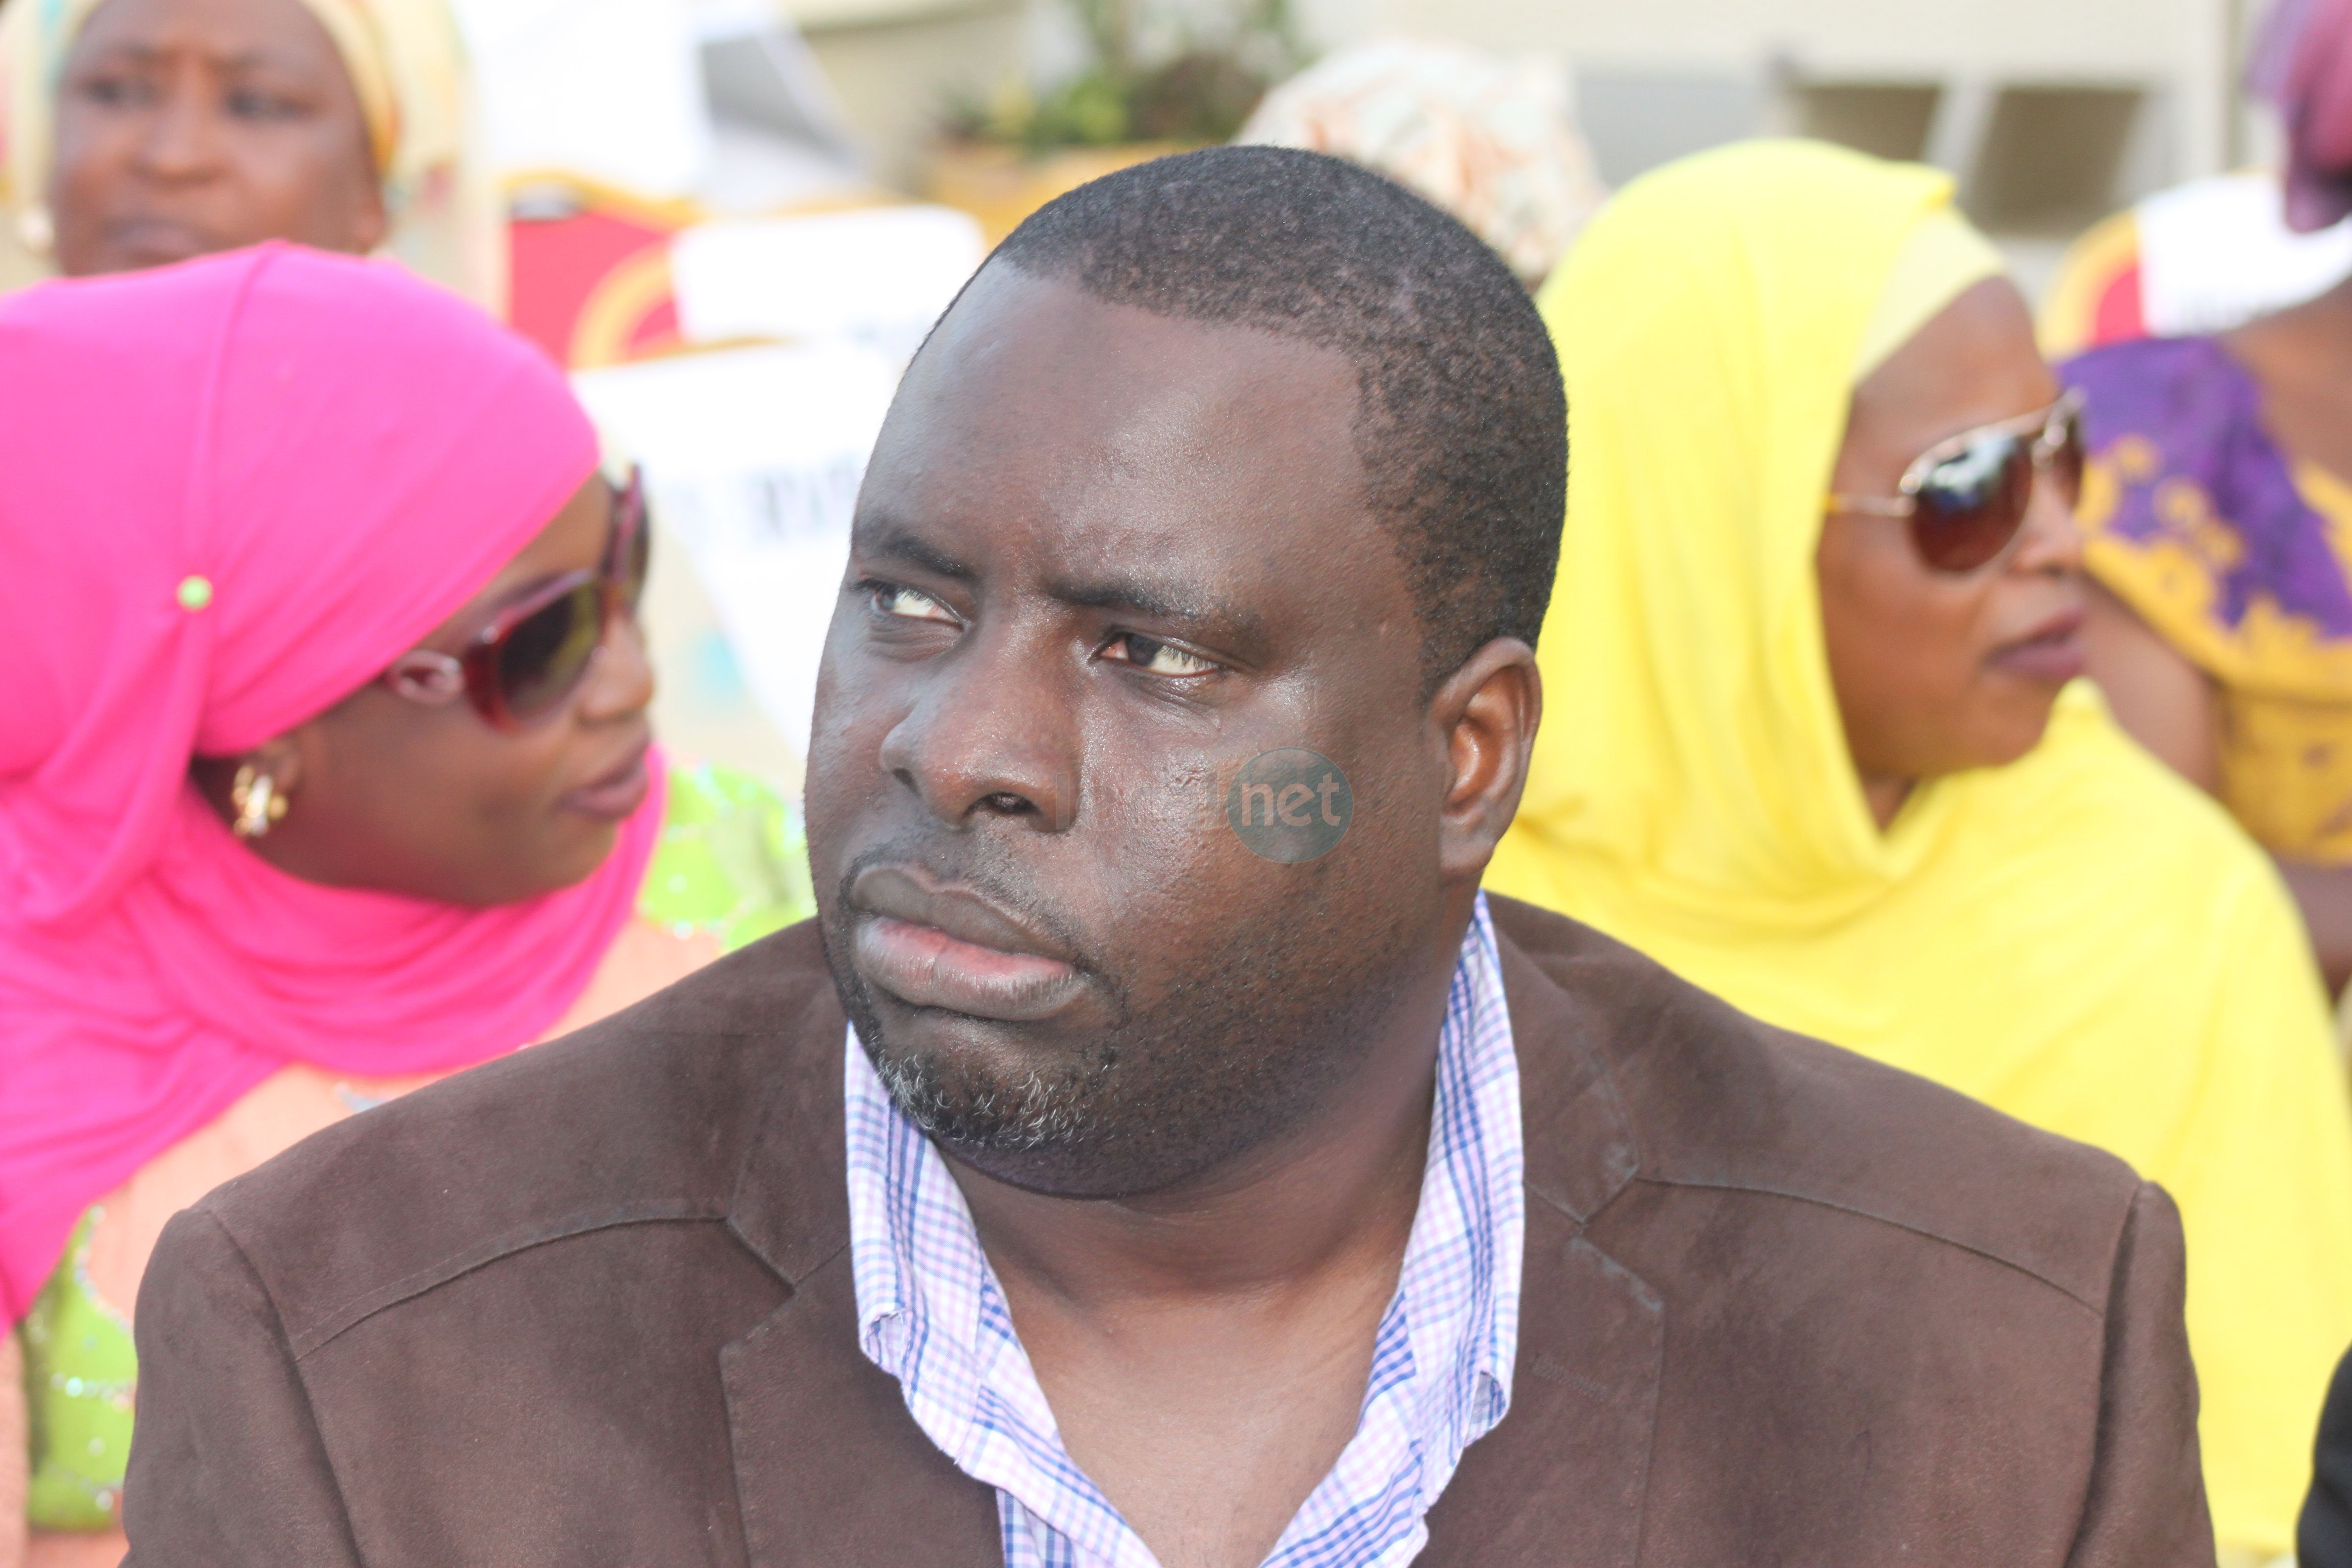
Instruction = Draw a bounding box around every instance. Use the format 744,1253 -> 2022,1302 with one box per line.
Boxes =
2065,334 -> 2352,861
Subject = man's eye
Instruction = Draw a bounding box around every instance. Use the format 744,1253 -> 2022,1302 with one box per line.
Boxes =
1107,634 -> 1216,677
872,583 -> 958,624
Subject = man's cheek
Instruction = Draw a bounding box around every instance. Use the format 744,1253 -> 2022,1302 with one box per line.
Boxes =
804,696 -> 899,811
1092,751 -> 1347,945
1056,752 -> 1244,920
798,737 -> 872,889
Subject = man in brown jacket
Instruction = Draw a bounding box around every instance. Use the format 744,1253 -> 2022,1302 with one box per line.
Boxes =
124,148 -> 2212,1566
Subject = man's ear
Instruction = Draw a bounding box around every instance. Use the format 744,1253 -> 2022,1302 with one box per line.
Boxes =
1429,637 -> 1541,882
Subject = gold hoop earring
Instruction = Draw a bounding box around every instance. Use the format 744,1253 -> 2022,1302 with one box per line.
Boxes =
230,763 -> 289,840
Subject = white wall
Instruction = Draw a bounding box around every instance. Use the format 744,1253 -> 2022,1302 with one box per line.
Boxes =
1339,0 -> 2241,221
772,0 -> 2253,218
1353,0 -> 2223,77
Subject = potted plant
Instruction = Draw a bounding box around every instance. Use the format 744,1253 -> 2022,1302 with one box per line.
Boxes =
927,0 -> 1302,245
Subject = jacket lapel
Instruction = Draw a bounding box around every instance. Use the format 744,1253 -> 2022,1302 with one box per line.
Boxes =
1419,1207 -> 1665,1565
719,987 -> 1003,1567
1418,921 -> 1663,1565
720,1251 -> 1003,1567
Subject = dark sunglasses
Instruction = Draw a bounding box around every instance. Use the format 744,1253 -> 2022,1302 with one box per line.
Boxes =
383,466 -> 651,729
1824,390 -> 2085,574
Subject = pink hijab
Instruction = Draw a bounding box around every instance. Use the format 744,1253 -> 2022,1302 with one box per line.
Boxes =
0,245 -> 662,1319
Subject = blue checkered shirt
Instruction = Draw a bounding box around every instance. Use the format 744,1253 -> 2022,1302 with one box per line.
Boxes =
844,895 -> 1524,1568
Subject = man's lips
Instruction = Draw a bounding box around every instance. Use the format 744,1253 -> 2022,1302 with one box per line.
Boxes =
849,866 -> 1086,1022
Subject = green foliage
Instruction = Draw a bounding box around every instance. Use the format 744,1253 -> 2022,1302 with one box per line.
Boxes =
947,0 -> 1303,151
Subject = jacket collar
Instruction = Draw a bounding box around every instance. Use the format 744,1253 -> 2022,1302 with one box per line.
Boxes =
1496,924 -> 1644,1225
1419,914 -> 1661,1565
726,978 -> 855,1288
720,978 -> 1005,1565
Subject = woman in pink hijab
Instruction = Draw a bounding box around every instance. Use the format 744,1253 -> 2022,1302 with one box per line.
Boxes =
0,244 -> 811,1564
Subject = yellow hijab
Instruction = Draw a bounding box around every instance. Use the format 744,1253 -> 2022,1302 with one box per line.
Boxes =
0,0 -> 500,309
1488,139 -> 2352,1556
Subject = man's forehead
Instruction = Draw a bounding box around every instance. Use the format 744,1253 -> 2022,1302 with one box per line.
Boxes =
891,269 -> 1358,463
859,266 -> 1371,564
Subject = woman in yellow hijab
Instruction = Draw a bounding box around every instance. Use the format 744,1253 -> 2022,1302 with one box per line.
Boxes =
0,0 -> 496,307
1490,139 -> 2352,1561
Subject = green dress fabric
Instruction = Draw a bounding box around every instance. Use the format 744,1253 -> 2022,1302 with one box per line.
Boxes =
17,1210 -> 132,1529
17,762 -> 812,1531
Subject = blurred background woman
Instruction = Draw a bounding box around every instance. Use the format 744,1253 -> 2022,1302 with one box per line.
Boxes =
0,0 -> 495,303
0,244 -> 809,1565
1486,139 -> 2352,1562
1236,35 -> 1608,294
2066,0 -> 2352,1000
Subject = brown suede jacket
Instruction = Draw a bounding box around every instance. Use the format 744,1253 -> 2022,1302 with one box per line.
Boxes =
122,897 -> 2214,1565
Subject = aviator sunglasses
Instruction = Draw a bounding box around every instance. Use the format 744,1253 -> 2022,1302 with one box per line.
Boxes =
383,466 -> 651,729
1824,389 -> 2086,574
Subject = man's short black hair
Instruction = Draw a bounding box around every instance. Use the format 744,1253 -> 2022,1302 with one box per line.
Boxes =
987,145 -> 1567,688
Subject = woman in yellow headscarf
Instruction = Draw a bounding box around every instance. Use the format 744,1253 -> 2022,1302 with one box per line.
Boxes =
0,0 -> 496,307
1489,139 -> 2352,1561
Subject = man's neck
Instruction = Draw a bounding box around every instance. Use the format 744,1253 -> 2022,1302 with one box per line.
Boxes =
937,906 -> 1474,1568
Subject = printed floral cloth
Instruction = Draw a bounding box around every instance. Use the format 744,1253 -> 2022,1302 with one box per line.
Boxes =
2066,334 -> 2352,860
1238,37 -> 1606,289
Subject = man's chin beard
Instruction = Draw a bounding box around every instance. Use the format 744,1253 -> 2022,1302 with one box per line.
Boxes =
839,982 -> 1195,1199
839,983 -> 1386,1203
865,1030 -> 1113,1157
867,1040 -> 1277,1200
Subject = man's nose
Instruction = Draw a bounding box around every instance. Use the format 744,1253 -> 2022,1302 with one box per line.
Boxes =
876,624 -> 1079,833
